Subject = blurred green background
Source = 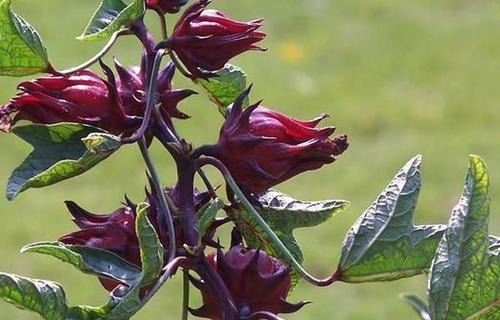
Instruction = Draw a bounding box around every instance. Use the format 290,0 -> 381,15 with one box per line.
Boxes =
1,0 -> 500,319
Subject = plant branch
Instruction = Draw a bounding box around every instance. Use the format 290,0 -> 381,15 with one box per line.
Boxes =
196,168 -> 218,199
121,49 -> 165,144
130,18 -> 157,54
168,51 -> 193,78
49,30 -> 129,75
196,156 -> 339,287
138,137 -> 177,263
140,256 -> 189,306
182,269 -> 190,320
152,7 -> 169,39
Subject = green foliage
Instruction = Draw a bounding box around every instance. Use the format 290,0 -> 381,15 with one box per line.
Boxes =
0,203 -> 165,320
135,203 -> 163,286
65,305 -> 109,320
21,242 -> 141,285
107,202 -> 163,320
428,156 -> 499,320
7,123 -> 120,200
0,273 -> 67,320
0,0 -> 49,76
195,64 -> 249,115
338,155 -> 453,282
194,198 -> 224,236
79,0 -> 145,41
234,189 -> 348,286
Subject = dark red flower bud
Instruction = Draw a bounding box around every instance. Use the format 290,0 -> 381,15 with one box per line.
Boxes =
202,88 -> 349,194
59,186 -> 209,291
146,0 -> 188,14
0,70 -> 139,135
59,201 -> 142,291
167,0 -> 266,77
114,58 -> 196,121
0,59 -> 194,135
191,245 -> 307,319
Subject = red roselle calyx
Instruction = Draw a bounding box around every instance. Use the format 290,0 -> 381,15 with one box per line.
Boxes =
200,88 -> 349,194
59,186 -> 209,291
146,0 -> 188,14
0,59 -> 194,135
115,58 -> 197,120
191,244 -> 307,319
166,0 -> 266,77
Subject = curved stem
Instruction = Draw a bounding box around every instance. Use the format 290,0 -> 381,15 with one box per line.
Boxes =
156,108 -> 180,143
153,7 -> 169,40
130,18 -> 157,54
196,168 -> 218,199
168,51 -> 192,78
182,269 -> 190,320
138,137 -> 177,263
140,256 -> 188,306
196,156 -> 339,287
122,49 -> 165,144
51,30 -> 128,75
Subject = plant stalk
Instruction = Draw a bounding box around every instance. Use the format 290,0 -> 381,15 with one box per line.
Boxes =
197,156 -> 339,287
182,269 -> 190,320
121,49 -> 165,144
50,30 -> 129,75
138,137 -> 177,263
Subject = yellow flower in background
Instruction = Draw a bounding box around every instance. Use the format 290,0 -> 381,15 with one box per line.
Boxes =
279,41 -> 305,62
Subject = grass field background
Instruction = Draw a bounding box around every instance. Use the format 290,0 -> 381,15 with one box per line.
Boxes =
1,0 -> 500,319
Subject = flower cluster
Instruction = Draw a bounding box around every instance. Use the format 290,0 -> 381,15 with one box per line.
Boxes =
0,1 -> 349,319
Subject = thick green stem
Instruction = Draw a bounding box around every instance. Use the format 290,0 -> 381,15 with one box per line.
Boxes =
138,137 -> 177,263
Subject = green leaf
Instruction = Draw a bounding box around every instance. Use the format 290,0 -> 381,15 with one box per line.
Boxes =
0,273 -> 67,320
340,224 -> 446,282
79,0 -> 145,41
65,305 -> 109,320
195,64 -> 248,114
0,0 -> 49,76
234,189 -> 349,286
135,203 -> 163,286
107,202 -> 163,320
194,198 -> 224,236
21,242 -> 141,285
337,155 -> 444,282
428,155 -> 499,320
402,295 -> 431,320
7,123 -> 121,200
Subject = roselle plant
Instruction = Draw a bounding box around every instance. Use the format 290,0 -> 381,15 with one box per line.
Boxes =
0,0 -> 498,319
